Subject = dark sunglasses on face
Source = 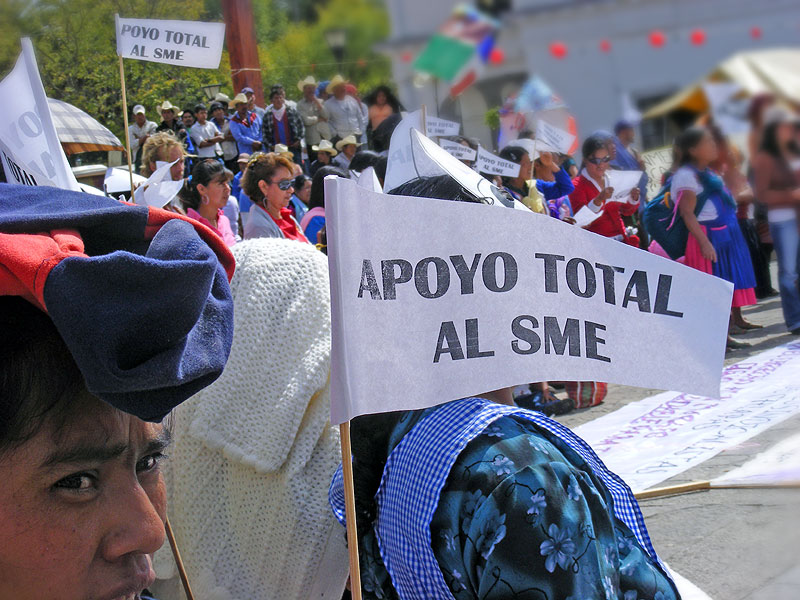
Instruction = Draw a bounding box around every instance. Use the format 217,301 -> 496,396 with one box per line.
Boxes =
271,178 -> 294,191
586,155 -> 611,165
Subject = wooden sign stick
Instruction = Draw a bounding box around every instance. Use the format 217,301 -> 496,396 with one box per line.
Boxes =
117,54 -> 135,197
339,421 -> 363,600
165,517 -> 196,600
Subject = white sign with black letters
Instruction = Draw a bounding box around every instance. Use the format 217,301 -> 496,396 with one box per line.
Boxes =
439,138 -> 476,161
326,176 -> 733,424
116,15 -> 225,68
476,146 -> 520,177
0,38 -> 79,191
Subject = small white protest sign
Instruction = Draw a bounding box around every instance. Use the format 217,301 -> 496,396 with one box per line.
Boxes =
116,15 -> 225,69
573,205 -> 602,228
641,146 -> 672,199
606,169 -> 644,203
439,138 -> 476,161
425,116 -> 460,137
535,119 -> 576,155
0,38 -> 80,191
325,176 -> 733,424
476,146 -> 520,177
356,166 -> 382,193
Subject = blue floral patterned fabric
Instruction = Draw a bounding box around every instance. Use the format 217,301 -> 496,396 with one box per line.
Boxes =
357,411 -> 678,600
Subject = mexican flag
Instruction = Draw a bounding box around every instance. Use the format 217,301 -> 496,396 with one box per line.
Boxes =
413,6 -> 498,97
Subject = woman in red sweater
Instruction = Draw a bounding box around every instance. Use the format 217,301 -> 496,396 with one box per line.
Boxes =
569,133 -> 640,246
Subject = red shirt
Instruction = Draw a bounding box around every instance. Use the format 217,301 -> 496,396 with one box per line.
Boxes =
569,173 -> 638,239
271,207 -> 309,243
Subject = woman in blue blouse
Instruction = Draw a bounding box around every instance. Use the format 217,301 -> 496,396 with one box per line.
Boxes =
332,398 -> 679,600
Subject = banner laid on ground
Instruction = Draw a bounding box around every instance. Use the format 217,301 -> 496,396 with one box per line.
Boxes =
0,39 -> 79,191
573,341 -> 800,492
439,138 -> 476,161
115,15 -> 225,69
476,145 -> 520,177
712,430 -> 800,487
326,174 -> 733,424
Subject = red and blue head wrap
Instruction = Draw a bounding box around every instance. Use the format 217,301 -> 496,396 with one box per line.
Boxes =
0,183 -> 235,422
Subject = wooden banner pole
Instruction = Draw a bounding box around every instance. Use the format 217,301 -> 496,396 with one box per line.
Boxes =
165,517 -> 196,600
635,480 -> 800,500
339,422 -> 363,600
118,54 -> 135,197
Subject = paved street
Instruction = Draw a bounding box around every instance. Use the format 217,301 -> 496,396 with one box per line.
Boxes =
557,267 -> 800,600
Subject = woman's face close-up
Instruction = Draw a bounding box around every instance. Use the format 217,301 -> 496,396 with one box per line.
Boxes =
205,177 -> 232,211
265,166 -> 295,212
0,392 -> 171,600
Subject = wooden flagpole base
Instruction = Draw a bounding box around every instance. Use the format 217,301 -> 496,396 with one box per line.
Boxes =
118,54 -> 135,198
634,480 -> 711,500
339,422 -> 363,600
165,517 -> 196,600
635,480 -> 800,500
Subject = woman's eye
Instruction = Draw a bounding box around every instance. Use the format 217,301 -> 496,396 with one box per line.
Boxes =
53,473 -> 95,491
136,452 -> 166,474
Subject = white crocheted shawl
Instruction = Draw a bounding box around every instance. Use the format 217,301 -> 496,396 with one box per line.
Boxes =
152,239 -> 347,600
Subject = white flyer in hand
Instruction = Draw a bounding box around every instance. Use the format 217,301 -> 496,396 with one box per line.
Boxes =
606,170 -> 643,203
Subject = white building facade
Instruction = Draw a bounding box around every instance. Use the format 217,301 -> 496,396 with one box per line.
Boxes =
381,0 -> 800,150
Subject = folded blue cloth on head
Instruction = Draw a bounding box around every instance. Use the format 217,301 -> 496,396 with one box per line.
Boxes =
0,183 -> 236,422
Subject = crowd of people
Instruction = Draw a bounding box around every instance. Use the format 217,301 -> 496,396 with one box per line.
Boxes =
4,74 -> 794,600
127,78 -> 800,419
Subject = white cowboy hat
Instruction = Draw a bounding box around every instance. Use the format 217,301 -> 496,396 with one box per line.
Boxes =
273,144 -> 294,159
232,93 -> 249,106
326,74 -> 347,94
297,75 -> 318,92
311,139 -> 338,156
335,135 -> 363,151
158,100 -> 176,114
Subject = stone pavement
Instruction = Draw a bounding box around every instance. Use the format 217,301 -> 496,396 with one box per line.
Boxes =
556,287 -> 800,600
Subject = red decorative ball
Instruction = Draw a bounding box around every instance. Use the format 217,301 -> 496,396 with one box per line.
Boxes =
690,29 -> 706,46
488,47 -> 505,65
599,39 -> 612,53
750,26 -> 762,40
549,41 -> 568,59
310,63 -> 316,71
649,30 -> 666,48
401,51 -> 413,63
357,58 -> 367,68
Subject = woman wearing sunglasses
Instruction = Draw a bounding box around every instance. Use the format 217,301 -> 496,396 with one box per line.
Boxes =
241,152 -> 310,242
569,133 -> 640,246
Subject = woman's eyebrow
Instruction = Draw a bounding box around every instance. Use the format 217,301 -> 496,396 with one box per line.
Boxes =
41,428 -> 172,469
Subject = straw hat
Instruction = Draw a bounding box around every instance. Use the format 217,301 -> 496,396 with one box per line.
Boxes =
214,92 -> 230,104
158,100 -> 176,114
232,93 -> 249,106
273,144 -> 294,159
311,139 -> 337,156
326,74 -> 347,94
335,135 -> 362,151
297,75 -> 318,92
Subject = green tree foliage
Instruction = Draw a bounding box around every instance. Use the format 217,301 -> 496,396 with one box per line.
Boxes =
0,0 -> 391,145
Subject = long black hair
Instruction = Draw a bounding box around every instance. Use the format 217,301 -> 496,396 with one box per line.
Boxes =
760,122 -> 800,159
363,85 -> 403,113
180,159 -> 233,209
675,126 -> 709,166
309,165 -> 350,210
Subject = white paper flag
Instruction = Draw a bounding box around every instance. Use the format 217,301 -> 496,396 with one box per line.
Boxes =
606,170 -> 644,203
133,158 -> 184,207
0,39 -> 80,191
535,119 -> 576,155
325,176 -> 733,424
439,138 -> 476,161
476,146 -> 520,177
116,15 -> 225,69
